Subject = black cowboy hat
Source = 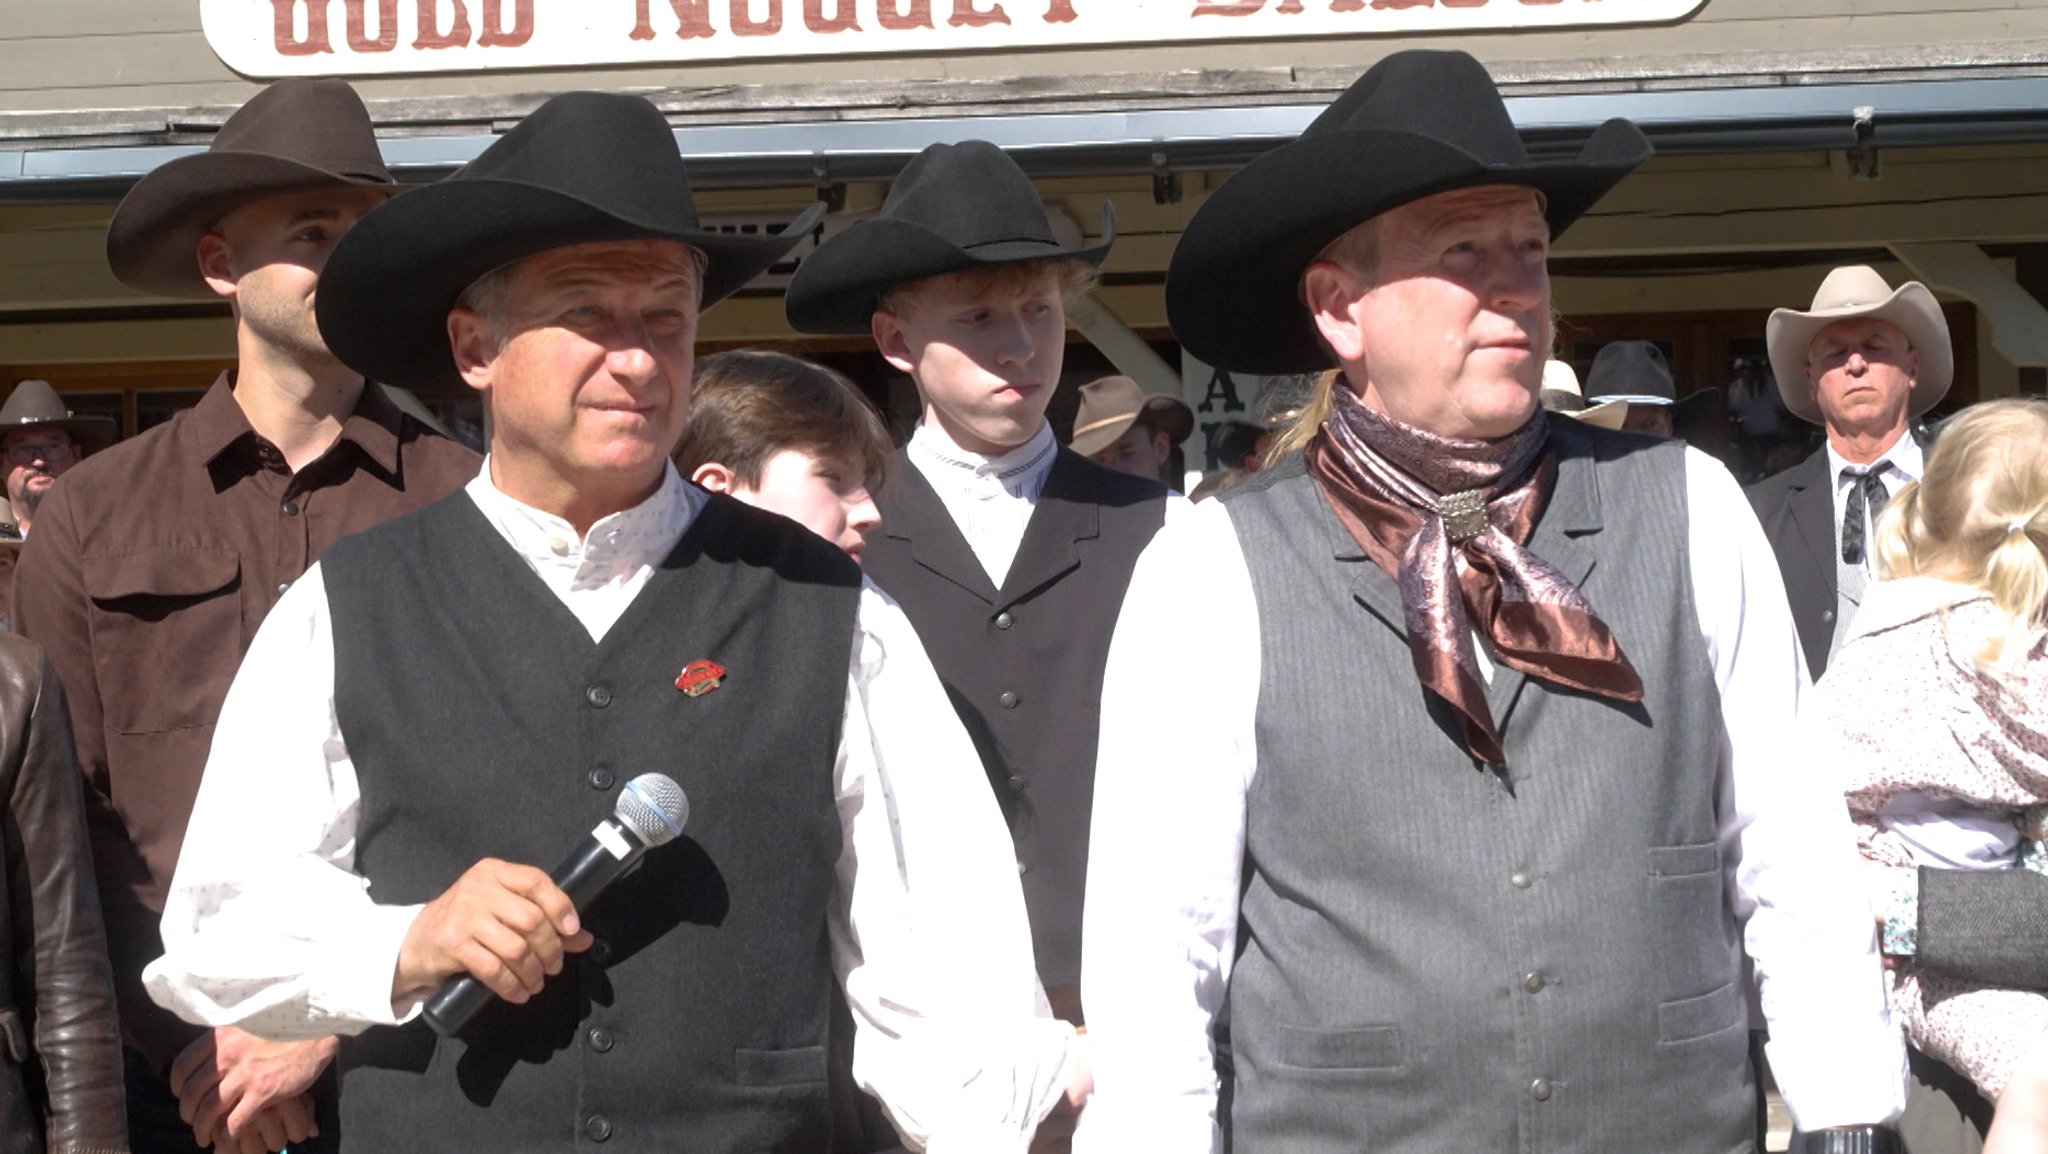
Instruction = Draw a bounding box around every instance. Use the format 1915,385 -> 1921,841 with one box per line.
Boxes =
784,140 -> 1115,335
0,380 -> 116,453
1166,49 -> 1652,375
316,91 -> 825,391
1582,341 -> 1716,415
107,79 -> 395,299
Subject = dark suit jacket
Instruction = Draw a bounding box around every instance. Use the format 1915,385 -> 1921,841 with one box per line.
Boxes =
1745,447 -> 1837,681
860,446 -> 1168,991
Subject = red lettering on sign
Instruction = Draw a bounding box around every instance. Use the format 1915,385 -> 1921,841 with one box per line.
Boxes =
1278,0 -> 1304,10
1330,0 -> 1364,9
272,0 -> 334,54
1043,0 -> 1077,20
343,0 -> 398,49
876,0 -> 933,28
949,0 -> 1009,27
414,0 -> 472,48
1191,0 -> 1265,15
804,0 -> 861,31
631,0 -> 716,39
1371,0 -> 1434,8
732,0 -> 782,34
478,0 -> 534,45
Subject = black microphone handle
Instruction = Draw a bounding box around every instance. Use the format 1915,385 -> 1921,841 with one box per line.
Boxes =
420,819 -> 647,1037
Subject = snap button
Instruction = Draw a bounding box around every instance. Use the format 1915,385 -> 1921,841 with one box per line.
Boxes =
550,537 -> 571,557
586,685 -> 612,708
281,500 -> 300,517
584,1114 -> 612,1141
588,767 -> 615,791
994,611 -> 1014,630
1510,871 -> 1533,890
1522,972 -> 1545,994
998,690 -> 1019,709
275,582 -> 290,597
588,1026 -> 614,1053
589,937 -> 614,965
1529,1078 -> 1553,1102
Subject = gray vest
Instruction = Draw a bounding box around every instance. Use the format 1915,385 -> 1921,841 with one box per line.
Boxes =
1221,423 -> 1750,1153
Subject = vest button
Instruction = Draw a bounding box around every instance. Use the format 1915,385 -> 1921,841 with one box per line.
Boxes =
1522,971 -> 1545,994
1821,609 -> 1837,625
1016,860 -> 1029,876
589,767 -> 616,790
995,611 -> 1014,630
1006,774 -> 1027,794
588,936 -> 614,965
584,1114 -> 612,1141
1510,871 -> 1533,890
588,1026 -> 615,1052
998,690 -> 1019,709
1528,1078 -> 1553,1102
586,685 -> 612,708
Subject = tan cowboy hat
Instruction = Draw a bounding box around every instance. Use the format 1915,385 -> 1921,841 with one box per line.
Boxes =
106,79 -> 395,299
0,380 -> 116,452
1069,376 -> 1194,458
1539,361 -> 1628,431
1765,265 -> 1953,426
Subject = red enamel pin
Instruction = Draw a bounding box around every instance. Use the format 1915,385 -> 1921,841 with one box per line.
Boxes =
675,659 -> 725,698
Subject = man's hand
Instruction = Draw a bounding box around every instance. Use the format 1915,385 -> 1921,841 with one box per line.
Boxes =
169,1029 -> 335,1150
395,858 -> 590,1003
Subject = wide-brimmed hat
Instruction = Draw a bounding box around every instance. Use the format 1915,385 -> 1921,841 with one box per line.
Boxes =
317,91 -> 825,391
1167,49 -> 1651,375
1068,376 -> 1195,458
1539,360 -> 1627,431
0,380 -> 116,453
785,140 -> 1115,335
1766,265 -> 1953,426
107,79 -> 395,299
1583,341 -> 1715,417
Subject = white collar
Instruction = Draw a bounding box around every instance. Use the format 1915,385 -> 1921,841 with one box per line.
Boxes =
906,421 -> 1057,493
464,459 -> 702,578
1827,428 -> 1923,485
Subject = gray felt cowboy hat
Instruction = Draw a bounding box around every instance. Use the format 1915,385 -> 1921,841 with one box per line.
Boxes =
1583,341 -> 1716,417
316,91 -> 825,391
0,381 -> 116,453
1765,265 -> 1953,426
107,79 -> 396,299
1069,376 -> 1195,458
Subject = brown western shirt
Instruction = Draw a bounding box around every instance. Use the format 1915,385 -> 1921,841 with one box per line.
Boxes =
12,372 -> 480,1072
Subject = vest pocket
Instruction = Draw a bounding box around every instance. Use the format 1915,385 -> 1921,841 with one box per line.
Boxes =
1647,842 -> 1742,1043
735,1045 -> 828,1086
1269,1023 -> 1404,1072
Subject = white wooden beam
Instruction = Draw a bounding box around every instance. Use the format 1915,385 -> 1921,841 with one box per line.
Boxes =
1890,242 -> 2048,368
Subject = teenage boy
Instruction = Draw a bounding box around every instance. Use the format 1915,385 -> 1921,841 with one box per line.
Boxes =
785,141 -> 1181,1025
674,350 -> 888,560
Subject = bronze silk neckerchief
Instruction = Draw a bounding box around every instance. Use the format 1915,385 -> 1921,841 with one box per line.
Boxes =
1306,385 -> 1643,766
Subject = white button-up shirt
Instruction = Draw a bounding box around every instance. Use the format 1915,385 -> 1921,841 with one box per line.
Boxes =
1077,446 -> 1907,1151
145,462 -> 1077,1153
904,421 -> 1058,588
1827,428 -> 1924,572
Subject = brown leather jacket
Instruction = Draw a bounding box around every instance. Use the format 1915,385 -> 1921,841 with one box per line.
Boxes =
0,634 -> 124,1153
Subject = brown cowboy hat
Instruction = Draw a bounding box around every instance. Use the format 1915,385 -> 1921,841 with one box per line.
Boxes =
1069,376 -> 1194,458
1766,265 -> 1953,426
0,381 -> 116,453
107,79 -> 395,299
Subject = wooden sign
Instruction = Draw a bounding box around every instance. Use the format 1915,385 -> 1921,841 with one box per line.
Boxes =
205,0 -> 1708,78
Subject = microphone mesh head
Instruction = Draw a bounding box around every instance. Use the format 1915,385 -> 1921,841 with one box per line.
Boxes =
616,774 -> 688,847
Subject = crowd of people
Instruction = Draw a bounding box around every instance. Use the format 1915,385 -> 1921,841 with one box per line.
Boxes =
0,44 -> 2039,1154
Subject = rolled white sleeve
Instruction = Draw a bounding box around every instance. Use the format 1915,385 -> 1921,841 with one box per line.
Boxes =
1076,499 -> 1255,1154
1684,448 -> 1907,1128
144,563 -> 425,1039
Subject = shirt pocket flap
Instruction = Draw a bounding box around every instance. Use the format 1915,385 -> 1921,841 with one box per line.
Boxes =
84,547 -> 240,602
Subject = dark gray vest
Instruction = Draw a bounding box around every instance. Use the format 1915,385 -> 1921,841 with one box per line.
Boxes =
322,490 -> 861,1153
1221,423 -> 1749,1153
861,447 -> 1167,990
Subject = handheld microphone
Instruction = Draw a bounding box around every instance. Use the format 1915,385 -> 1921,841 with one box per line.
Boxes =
422,773 -> 689,1037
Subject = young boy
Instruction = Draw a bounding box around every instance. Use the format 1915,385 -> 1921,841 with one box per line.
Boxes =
674,350 -> 889,560
785,140 -> 1182,1029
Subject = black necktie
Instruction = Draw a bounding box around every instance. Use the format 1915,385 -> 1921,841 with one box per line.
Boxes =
1841,465 -> 1890,566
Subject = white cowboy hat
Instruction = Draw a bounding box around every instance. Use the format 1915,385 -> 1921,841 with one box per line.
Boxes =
1765,265 -> 1953,426
1539,360 -> 1628,431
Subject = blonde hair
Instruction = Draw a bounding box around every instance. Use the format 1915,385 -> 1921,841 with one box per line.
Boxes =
1262,370 -> 1342,465
1874,398 -> 2048,668
877,258 -> 1099,320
